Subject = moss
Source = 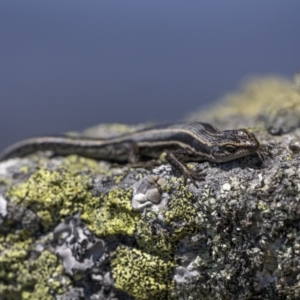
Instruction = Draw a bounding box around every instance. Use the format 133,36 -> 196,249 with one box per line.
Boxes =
111,246 -> 174,300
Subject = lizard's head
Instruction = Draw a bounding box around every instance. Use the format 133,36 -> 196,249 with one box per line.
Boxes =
210,129 -> 259,163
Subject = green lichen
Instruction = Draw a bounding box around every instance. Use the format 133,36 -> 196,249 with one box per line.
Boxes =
189,77 -> 293,120
137,183 -> 200,259
83,123 -> 136,136
60,155 -> 105,174
0,239 -> 32,275
0,230 -> 65,300
0,177 -> 10,185
3,155 -> 205,299
111,246 -> 174,300
81,188 -> 140,236
128,181 -> 202,298
1,158 -> 144,299
163,185 -> 197,225
6,167 -> 96,230
5,157 -> 141,237
136,217 -> 174,260
20,251 -> 64,300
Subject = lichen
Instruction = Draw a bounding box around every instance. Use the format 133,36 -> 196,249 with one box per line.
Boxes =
81,188 -> 140,236
6,167 -> 96,231
2,76 -> 300,299
136,182 -> 200,260
0,232 -> 66,299
0,157 -> 139,299
60,155 -> 104,174
111,246 -> 174,300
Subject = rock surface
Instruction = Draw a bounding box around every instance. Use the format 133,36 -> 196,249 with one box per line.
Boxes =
1,76 -> 300,299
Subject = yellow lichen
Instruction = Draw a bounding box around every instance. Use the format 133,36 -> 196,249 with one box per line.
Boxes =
60,155 -> 104,174
0,230 -> 65,299
136,183 -> 200,261
190,77 -> 293,120
82,188 -> 139,236
111,246 -> 174,300
17,251 -> 64,299
6,167 -> 96,230
2,156 -> 200,299
136,218 -> 174,260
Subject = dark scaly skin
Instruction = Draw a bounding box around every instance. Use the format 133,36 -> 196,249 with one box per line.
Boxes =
0,123 -> 260,186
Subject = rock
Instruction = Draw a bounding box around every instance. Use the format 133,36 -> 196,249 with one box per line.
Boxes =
1,76 -> 300,299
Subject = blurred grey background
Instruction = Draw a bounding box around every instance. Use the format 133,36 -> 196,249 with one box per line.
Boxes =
1,1 -> 300,150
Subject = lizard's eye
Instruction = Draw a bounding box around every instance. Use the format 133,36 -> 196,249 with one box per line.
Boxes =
225,145 -> 237,153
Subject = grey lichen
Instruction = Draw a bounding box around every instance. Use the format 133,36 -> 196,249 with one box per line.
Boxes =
53,213 -> 107,276
1,76 -> 300,299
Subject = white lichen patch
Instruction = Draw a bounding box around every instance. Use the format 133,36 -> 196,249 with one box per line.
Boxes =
0,194 -> 7,218
131,174 -> 169,211
0,158 -> 23,175
222,182 -> 231,191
